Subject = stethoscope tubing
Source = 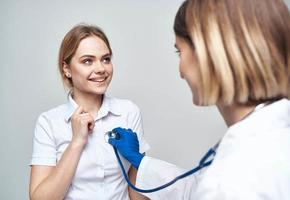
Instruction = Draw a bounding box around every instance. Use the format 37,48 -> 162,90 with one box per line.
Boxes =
113,147 -> 216,193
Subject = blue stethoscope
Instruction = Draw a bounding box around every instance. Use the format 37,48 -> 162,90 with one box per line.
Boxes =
105,131 -> 217,193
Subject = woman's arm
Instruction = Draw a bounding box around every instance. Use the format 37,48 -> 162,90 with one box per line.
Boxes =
128,166 -> 150,200
29,141 -> 85,200
29,106 -> 94,200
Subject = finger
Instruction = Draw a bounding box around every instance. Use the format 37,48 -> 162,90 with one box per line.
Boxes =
81,115 -> 94,131
88,114 -> 95,130
79,111 -> 90,116
88,115 -> 95,126
126,129 -> 137,137
108,138 -> 117,146
112,127 -> 124,133
88,122 -> 95,132
80,113 -> 95,121
89,122 -> 95,129
74,106 -> 84,115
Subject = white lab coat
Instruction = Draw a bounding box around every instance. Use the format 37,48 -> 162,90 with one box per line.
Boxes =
135,99 -> 290,200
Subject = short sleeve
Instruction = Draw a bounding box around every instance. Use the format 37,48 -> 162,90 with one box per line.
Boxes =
30,114 -> 57,166
129,104 -> 150,154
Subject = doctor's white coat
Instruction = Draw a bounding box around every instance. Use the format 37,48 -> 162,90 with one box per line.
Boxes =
135,99 -> 290,200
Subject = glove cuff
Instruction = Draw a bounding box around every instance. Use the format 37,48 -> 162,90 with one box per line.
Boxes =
131,153 -> 144,169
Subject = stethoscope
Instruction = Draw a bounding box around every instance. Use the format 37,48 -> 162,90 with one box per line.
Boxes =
101,101 -> 275,193
105,131 -> 217,193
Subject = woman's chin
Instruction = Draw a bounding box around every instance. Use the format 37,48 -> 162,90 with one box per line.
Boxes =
83,87 -> 108,96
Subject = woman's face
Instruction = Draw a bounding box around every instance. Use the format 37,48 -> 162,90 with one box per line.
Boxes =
64,36 -> 113,96
175,36 -> 201,104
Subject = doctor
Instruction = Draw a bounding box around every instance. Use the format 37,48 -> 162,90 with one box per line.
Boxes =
109,0 -> 290,199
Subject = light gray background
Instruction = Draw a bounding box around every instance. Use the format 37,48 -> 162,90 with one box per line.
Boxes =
0,0 -> 289,199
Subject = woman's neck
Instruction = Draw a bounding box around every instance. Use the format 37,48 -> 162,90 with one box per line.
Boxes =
216,102 -> 257,127
72,89 -> 103,117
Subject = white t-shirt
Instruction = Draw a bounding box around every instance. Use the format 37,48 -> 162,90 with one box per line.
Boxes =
30,95 -> 150,200
136,99 -> 290,200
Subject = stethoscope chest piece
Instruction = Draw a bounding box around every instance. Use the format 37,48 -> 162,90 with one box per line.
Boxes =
104,131 -> 120,143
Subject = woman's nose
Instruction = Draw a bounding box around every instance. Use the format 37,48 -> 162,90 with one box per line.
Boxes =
93,61 -> 105,73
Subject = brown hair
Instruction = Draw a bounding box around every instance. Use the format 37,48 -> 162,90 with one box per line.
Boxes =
174,0 -> 290,105
58,24 -> 112,89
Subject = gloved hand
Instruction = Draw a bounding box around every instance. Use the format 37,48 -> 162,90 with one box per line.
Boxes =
108,127 -> 144,169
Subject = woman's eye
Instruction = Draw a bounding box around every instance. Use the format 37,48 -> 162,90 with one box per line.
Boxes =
83,59 -> 93,65
102,57 -> 111,64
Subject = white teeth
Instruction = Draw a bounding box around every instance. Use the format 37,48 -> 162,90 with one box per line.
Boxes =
90,77 -> 106,82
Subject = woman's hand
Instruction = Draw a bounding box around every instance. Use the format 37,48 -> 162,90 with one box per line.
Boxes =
30,106 -> 95,200
71,106 -> 95,146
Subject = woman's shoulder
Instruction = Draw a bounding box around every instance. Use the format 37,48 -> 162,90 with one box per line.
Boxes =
37,103 -> 68,122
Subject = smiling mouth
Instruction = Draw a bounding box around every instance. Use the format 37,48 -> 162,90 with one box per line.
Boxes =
89,77 -> 108,83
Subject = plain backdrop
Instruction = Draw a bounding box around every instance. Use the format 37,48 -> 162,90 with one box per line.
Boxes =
0,0 -> 289,199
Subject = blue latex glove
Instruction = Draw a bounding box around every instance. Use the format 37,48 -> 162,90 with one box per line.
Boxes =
108,127 -> 144,169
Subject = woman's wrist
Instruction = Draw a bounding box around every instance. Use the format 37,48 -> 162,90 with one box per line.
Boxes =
70,138 -> 87,149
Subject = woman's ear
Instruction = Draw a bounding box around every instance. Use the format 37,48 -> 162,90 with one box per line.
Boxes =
63,62 -> 72,78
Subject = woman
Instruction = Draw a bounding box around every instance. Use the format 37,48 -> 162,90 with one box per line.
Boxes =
109,0 -> 290,199
29,24 -> 150,200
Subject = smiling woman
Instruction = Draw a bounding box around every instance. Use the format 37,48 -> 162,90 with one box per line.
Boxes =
29,24 -> 150,200
62,35 -> 113,99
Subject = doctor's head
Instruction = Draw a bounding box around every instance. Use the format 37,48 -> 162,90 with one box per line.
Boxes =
59,24 -> 113,96
174,0 -> 290,106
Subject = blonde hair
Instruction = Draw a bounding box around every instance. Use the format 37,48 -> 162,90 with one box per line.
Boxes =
58,24 -> 112,89
175,0 -> 290,105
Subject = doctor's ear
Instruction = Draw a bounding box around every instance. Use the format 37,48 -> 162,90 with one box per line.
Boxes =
63,62 -> 72,78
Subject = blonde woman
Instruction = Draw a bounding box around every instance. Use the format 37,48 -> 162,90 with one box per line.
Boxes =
29,24 -> 150,200
109,0 -> 290,199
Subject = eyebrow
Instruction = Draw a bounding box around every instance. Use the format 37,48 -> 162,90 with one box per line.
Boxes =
174,44 -> 178,49
80,53 -> 111,59
80,55 -> 95,59
101,53 -> 112,58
